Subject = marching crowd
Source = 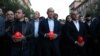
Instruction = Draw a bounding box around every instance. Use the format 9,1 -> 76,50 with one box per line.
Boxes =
0,7 -> 100,56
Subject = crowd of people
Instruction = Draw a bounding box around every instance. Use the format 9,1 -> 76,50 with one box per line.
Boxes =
0,7 -> 100,56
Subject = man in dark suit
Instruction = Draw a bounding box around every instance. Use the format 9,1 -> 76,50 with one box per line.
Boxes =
61,15 -> 72,56
30,11 -> 42,56
3,10 -> 14,56
85,14 -> 100,56
7,9 -> 33,56
0,8 -> 5,56
0,8 -> 5,38
39,7 -> 61,56
64,11 -> 87,56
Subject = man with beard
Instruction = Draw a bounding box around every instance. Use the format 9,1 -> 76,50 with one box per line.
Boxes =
85,11 -> 100,56
8,9 -> 33,56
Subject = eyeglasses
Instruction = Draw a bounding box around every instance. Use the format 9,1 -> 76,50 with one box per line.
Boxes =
49,11 -> 54,12
7,14 -> 14,15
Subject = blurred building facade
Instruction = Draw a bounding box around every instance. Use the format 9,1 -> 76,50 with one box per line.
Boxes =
0,0 -> 31,9
69,0 -> 98,16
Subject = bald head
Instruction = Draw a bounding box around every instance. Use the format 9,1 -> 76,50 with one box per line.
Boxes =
47,7 -> 54,13
47,7 -> 55,19
34,11 -> 40,19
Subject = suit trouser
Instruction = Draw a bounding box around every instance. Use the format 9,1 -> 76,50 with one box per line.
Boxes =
30,38 -> 42,56
0,37 -> 5,56
42,39 -> 61,56
93,42 -> 100,56
69,43 -> 87,56
2,35 -> 11,56
11,47 -> 30,56
87,38 -> 100,56
86,37 -> 94,56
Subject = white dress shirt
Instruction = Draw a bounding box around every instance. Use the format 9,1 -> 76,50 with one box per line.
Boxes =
34,19 -> 39,37
87,21 -> 91,26
73,20 -> 80,31
48,18 -> 54,32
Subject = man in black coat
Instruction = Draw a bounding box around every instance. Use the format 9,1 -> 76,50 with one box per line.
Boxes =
30,11 -> 42,56
8,9 -> 33,56
38,7 -> 61,56
85,13 -> 100,56
3,10 -> 14,56
64,11 -> 87,56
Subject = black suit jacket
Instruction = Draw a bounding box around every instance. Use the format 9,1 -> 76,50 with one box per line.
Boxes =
38,19 -> 61,40
30,20 -> 41,38
85,18 -> 100,42
8,20 -> 33,47
64,20 -> 87,44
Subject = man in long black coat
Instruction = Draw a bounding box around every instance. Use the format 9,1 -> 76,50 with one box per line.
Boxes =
8,9 -> 33,56
38,7 -> 61,56
63,11 -> 87,56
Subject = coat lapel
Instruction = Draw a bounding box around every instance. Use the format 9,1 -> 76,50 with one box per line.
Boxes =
54,20 -> 56,32
71,21 -> 78,32
22,22 -> 27,35
72,21 -> 81,32
79,21 -> 81,32
46,19 -> 55,32
45,19 -> 50,32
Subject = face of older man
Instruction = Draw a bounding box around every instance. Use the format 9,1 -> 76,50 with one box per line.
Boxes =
47,8 -> 54,19
34,11 -> 40,19
71,11 -> 79,20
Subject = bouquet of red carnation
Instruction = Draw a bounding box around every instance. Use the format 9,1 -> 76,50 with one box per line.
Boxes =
77,36 -> 84,44
14,32 -> 22,39
48,31 -> 54,40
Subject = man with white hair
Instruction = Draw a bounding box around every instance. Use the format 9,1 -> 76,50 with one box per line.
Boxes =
39,7 -> 61,56
63,11 -> 87,56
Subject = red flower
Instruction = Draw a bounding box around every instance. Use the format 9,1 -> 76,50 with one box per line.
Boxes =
14,32 -> 22,38
77,36 -> 84,44
48,31 -> 54,40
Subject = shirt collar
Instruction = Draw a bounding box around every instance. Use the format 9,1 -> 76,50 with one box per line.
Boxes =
73,20 -> 79,23
34,19 -> 39,22
48,18 -> 54,21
